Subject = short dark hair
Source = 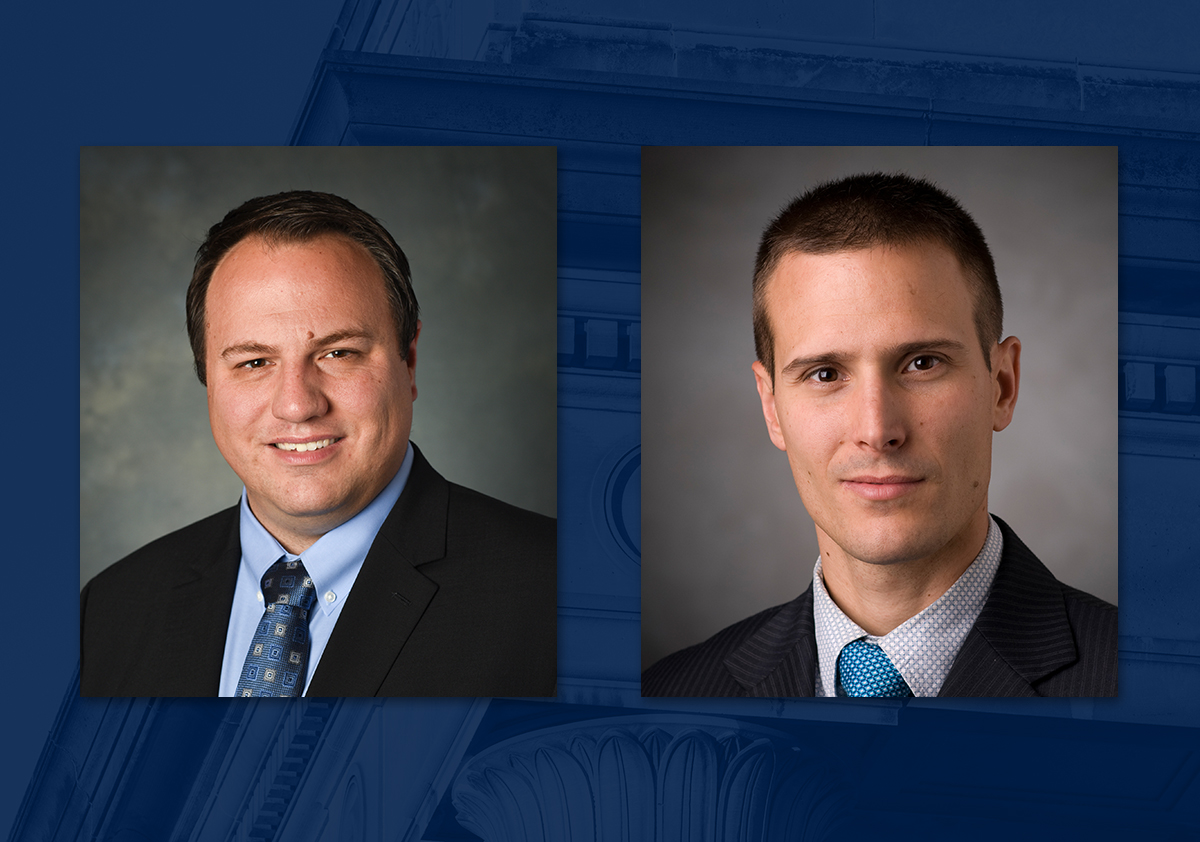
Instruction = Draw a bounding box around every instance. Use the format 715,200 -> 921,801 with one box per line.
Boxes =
752,172 -> 1002,383
186,190 -> 419,385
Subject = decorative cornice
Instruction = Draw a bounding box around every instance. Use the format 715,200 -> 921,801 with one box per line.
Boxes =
315,4 -> 1200,136
451,717 -> 848,841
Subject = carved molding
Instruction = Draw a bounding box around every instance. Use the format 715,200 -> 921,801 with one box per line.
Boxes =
451,717 -> 847,841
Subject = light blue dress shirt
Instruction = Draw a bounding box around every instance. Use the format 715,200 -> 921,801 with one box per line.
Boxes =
812,515 -> 1003,698
218,442 -> 414,696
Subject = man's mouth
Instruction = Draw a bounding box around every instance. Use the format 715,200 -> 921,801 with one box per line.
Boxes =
841,475 -> 924,501
845,475 -> 921,485
273,438 -> 337,452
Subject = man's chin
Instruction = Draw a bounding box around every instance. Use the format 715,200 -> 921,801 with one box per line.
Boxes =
829,509 -> 988,569
824,521 -> 947,567
844,547 -> 930,567
250,491 -> 358,534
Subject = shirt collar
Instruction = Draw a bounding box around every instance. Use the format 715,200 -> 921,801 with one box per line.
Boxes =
812,515 -> 1004,697
238,441 -> 415,617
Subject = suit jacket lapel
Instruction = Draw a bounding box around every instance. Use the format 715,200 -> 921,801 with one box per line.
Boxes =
724,587 -> 818,697
718,517 -> 1077,699
306,445 -> 445,697
159,507 -> 241,696
939,517 -> 1078,697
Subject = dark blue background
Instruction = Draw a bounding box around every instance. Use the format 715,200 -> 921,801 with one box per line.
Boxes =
8,0 -> 1199,837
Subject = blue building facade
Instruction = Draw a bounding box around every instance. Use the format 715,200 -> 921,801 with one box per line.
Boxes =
15,1 -> 1200,839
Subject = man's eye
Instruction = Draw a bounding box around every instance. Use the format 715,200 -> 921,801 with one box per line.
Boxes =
907,355 -> 940,372
809,367 -> 840,383
239,359 -> 268,370
324,349 -> 354,359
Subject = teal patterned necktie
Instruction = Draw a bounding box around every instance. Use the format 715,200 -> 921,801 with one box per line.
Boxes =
836,639 -> 913,698
235,558 -> 317,697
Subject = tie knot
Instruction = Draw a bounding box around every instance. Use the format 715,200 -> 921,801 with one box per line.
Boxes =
837,639 -> 912,698
261,558 -> 317,615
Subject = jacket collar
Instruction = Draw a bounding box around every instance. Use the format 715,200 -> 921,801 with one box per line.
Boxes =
720,515 -> 1077,697
157,506 -> 243,695
938,516 -> 1078,696
306,442 -> 446,696
724,587 -> 818,696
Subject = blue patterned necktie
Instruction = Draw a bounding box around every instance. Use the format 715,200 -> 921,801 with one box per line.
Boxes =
235,558 -> 318,697
836,639 -> 913,698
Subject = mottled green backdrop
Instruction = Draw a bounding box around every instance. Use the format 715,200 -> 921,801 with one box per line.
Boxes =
81,146 -> 556,587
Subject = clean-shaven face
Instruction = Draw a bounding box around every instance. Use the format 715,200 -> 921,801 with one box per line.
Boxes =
204,234 -> 418,552
752,242 -> 1019,570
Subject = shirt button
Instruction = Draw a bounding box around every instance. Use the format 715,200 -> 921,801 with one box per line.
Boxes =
257,592 -> 263,602
325,591 -> 336,604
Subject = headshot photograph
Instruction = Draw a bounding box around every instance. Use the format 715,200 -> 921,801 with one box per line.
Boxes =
80,146 -> 557,697
641,146 -> 1117,698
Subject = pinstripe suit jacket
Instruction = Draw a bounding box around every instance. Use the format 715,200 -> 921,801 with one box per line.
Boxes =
642,517 -> 1117,697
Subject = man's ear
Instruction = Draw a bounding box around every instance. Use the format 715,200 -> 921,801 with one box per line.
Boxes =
991,335 -> 1020,432
752,360 -> 788,451
406,320 -> 421,401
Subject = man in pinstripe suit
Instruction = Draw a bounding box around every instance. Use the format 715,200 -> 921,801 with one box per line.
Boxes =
642,174 -> 1117,698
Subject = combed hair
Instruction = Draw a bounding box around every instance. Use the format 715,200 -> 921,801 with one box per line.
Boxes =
752,172 -> 1002,383
186,190 -> 418,385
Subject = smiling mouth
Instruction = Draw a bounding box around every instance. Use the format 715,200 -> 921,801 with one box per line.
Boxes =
273,438 -> 338,452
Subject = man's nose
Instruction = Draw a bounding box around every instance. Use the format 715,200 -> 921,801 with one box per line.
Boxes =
272,363 -> 329,423
850,376 -> 907,452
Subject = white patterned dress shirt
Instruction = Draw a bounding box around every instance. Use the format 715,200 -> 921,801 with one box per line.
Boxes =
812,516 -> 1003,698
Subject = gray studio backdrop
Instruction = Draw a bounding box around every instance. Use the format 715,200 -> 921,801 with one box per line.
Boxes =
642,146 -> 1117,670
81,146 -> 556,588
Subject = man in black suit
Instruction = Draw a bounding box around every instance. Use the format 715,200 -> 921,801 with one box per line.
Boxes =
81,191 -> 555,697
643,173 -> 1116,698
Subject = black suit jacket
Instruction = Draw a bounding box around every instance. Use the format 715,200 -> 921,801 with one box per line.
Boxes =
81,445 -> 556,697
642,517 -> 1117,697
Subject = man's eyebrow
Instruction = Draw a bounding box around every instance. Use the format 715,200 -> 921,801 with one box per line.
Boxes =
779,338 -> 969,379
218,329 -> 377,360
779,352 -> 844,380
885,338 -> 969,360
311,327 -> 376,347
220,341 -> 275,360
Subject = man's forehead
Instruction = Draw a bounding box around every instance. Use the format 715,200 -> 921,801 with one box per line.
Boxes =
214,232 -> 375,276
768,243 -> 969,308
766,244 -> 977,356
205,234 -> 390,337
208,234 -> 387,306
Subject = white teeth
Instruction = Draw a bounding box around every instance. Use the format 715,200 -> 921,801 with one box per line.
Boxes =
275,438 -> 334,452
